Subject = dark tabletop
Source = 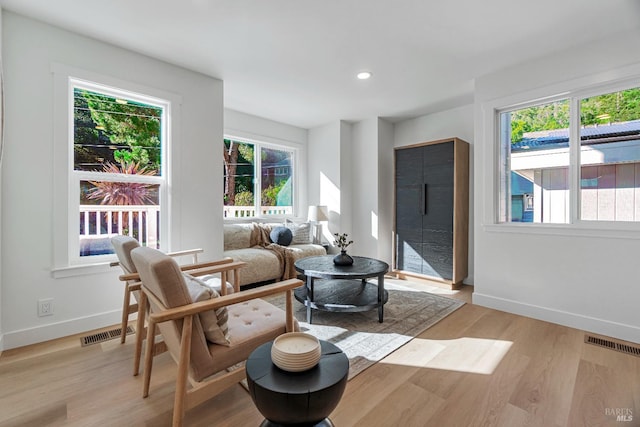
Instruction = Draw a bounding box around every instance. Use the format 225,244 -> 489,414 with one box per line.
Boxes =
246,340 -> 349,394
294,255 -> 389,279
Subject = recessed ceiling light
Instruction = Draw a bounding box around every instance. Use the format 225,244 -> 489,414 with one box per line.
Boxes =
357,71 -> 372,80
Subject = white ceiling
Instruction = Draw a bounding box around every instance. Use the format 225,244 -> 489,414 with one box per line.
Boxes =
2,0 -> 640,129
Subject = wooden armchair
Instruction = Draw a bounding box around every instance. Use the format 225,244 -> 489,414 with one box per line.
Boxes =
111,235 -> 242,375
111,235 -> 208,344
130,246 -> 301,427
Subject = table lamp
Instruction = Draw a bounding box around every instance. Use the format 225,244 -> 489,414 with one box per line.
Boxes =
307,205 -> 328,244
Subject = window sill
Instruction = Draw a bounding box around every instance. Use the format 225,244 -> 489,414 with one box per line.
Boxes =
223,215 -> 296,223
483,222 -> 640,240
51,262 -> 116,279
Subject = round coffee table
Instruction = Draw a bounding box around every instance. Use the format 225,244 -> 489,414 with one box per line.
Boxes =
294,255 -> 389,324
246,340 -> 349,427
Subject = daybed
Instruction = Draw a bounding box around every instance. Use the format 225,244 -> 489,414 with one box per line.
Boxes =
223,222 -> 326,287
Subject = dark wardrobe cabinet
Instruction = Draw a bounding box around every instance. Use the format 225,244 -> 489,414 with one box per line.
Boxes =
394,138 -> 469,288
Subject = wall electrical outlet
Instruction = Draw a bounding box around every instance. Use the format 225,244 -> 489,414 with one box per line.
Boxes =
38,298 -> 54,317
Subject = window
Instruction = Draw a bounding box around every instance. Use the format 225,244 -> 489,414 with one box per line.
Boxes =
498,84 -> 640,224
72,80 -> 167,260
499,99 -> 570,223
223,138 -> 294,218
579,88 -> 640,221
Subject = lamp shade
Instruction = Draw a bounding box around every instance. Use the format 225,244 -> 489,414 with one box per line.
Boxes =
307,205 -> 328,222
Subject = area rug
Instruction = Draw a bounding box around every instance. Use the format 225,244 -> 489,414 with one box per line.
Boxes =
265,280 -> 465,380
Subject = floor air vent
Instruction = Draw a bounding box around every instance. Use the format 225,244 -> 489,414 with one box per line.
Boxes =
81,326 -> 135,347
585,334 -> 640,357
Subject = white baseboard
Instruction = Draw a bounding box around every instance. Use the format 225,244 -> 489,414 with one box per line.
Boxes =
473,293 -> 640,344
2,310 -> 122,350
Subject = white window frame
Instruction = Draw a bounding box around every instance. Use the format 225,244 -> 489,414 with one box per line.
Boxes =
52,64 -> 175,277
482,64 -> 640,239
223,135 -> 298,220
496,94 -> 572,224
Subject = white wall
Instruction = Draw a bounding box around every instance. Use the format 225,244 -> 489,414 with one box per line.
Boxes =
1,12 -> 224,349
339,122 -> 353,242
393,104 -> 475,283
394,104 -> 474,148
377,119 -> 394,264
349,118 -> 395,265
309,118 -> 396,263
225,108 -> 307,147
308,121 -> 350,243
474,28 -> 640,343
351,119 -> 379,258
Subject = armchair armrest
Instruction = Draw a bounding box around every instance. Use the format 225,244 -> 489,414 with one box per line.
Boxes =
110,248 -> 205,268
165,248 -> 204,260
180,261 -> 246,278
120,260 -> 246,295
180,261 -> 246,294
117,259 -> 242,282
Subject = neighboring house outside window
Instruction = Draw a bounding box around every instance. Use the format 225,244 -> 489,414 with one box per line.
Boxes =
72,80 -> 167,259
223,138 -> 295,219
498,85 -> 640,224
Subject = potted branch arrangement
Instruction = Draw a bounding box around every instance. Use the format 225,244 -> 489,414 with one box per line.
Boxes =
333,232 -> 354,266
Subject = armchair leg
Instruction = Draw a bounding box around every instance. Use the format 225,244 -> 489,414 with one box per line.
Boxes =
134,291 -> 148,376
142,318 -> 156,398
173,315 -> 193,427
121,287 -> 132,344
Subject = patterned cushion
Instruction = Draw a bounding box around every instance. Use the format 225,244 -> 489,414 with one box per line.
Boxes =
285,221 -> 312,244
270,226 -> 293,246
183,274 -> 230,346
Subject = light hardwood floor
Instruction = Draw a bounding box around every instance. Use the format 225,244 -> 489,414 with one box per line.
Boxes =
1,284 -> 638,427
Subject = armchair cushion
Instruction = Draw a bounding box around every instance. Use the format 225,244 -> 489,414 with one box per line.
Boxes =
183,274 -> 230,346
207,298 -> 298,374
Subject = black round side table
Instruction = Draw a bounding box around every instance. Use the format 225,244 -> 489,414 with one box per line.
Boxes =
246,340 -> 349,427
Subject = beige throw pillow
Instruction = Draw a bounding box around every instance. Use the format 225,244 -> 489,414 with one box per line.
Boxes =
183,274 -> 230,346
285,220 -> 312,244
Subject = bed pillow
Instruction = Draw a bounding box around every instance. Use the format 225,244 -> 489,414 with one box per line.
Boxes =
270,226 -> 293,246
183,274 -> 230,346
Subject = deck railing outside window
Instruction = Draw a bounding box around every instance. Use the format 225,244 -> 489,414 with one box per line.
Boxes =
223,206 -> 293,218
79,205 -> 159,255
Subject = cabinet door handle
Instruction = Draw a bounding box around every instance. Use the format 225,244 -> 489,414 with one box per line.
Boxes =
422,183 -> 428,215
